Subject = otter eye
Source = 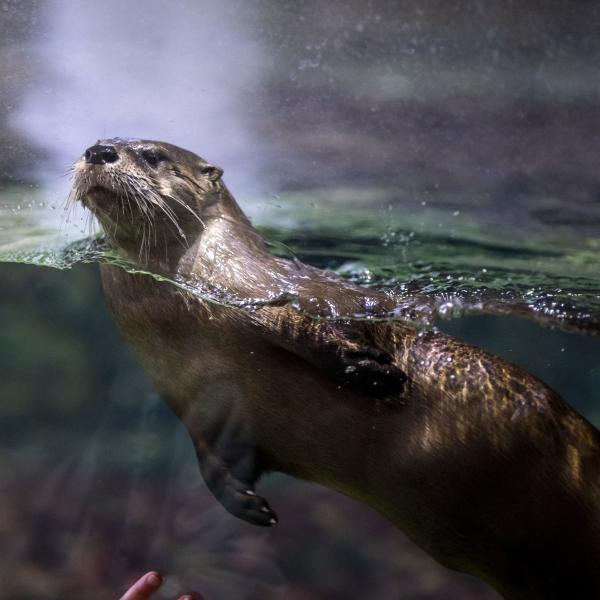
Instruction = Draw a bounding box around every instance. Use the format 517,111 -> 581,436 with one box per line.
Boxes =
141,149 -> 167,168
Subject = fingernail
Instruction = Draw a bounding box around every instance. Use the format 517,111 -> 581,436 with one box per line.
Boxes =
147,572 -> 162,587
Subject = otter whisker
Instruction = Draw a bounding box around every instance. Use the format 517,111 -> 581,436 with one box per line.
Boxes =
139,195 -> 154,264
156,200 -> 188,242
148,192 -> 183,233
82,208 -> 96,238
128,178 -> 190,251
121,184 -> 135,223
163,192 -> 206,229
61,164 -> 76,178
139,217 -> 149,264
156,206 -> 189,250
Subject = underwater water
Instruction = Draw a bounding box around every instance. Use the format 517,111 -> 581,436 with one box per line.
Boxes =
0,179 -> 599,599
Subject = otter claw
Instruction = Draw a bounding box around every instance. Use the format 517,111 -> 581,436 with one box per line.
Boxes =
206,471 -> 278,527
224,487 -> 278,527
191,426 -> 276,526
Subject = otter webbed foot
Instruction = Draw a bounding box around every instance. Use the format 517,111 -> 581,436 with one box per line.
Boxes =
182,385 -> 278,527
186,420 -> 278,527
201,457 -> 278,527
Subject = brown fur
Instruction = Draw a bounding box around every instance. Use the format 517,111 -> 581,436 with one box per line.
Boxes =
73,138 -> 600,599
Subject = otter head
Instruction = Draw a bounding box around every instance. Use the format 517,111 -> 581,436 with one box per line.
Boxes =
71,138 -> 230,267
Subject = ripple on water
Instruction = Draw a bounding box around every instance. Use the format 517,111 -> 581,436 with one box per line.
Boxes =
1,185 -> 598,334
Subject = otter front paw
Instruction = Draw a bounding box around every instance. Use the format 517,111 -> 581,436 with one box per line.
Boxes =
337,347 -> 407,401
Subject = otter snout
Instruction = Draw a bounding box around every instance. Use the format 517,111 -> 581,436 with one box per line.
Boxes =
85,144 -> 119,165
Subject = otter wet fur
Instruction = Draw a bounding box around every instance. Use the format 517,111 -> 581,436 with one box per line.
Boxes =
71,138 -> 600,600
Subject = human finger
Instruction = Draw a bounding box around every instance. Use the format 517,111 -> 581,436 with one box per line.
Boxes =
119,571 -> 163,600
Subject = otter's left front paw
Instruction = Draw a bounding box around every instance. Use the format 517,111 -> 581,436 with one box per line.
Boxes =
338,348 -> 407,400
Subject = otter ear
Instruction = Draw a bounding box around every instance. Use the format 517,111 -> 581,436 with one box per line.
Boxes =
198,162 -> 223,182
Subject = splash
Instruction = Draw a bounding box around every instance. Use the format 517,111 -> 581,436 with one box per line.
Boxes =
1,182 -> 599,335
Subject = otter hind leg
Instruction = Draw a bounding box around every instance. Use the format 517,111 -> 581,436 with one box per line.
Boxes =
198,445 -> 278,527
183,394 -> 278,527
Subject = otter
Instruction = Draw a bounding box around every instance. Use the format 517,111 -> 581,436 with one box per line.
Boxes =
71,138 -> 600,599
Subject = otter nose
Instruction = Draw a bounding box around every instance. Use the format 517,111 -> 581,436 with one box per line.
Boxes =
84,144 -> 119,165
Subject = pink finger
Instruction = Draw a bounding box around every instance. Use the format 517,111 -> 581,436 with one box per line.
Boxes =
119,572 -> 163,600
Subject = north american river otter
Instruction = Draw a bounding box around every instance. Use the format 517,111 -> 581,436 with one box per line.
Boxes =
72,138 -> 600,599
